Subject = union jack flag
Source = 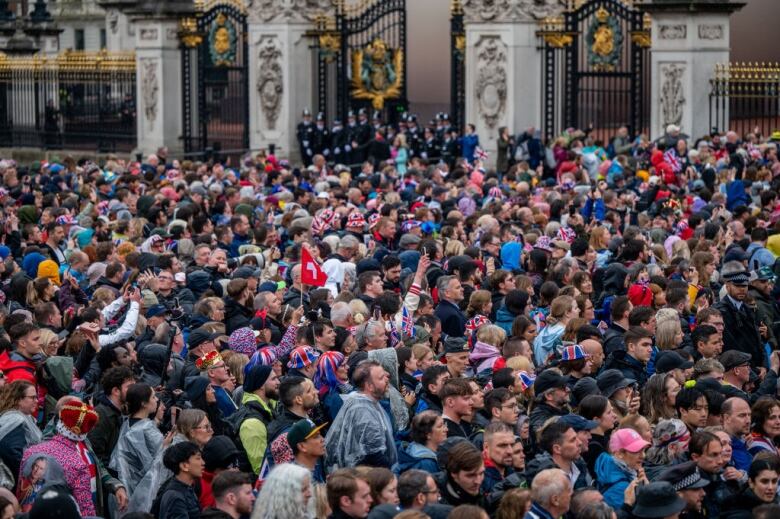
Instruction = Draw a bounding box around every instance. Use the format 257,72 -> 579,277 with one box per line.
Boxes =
475,147 -> 489,162
402,305 -> 415,338
389,319 -> 401,348
663,148 -> 682,173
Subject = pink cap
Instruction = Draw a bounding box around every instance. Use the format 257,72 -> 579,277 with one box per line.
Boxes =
609,428 -> 650,453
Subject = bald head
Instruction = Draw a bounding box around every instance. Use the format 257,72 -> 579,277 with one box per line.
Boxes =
580,339 -> 604,371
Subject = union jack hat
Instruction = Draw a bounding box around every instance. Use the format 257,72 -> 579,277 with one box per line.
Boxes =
534,235 -> 553,252
55,214 -> 76,226
517,371 -> 536,392
287,346 -> 320,369
488,186 -> 504,199
401,220 -> 422,233
465,315 -> 491,349
311,208 -> 337,236
255,347 -> 277,366
368,213 -> 381,230
561,344 -> 589,362
347,212 -> 366,228
556,226 -> 577,245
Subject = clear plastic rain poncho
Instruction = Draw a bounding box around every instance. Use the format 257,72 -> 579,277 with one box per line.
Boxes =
324,392 -> 398,473
108,418 -> 165,513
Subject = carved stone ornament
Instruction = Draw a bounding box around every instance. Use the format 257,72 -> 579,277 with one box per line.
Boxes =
463,0 -> 566,23
139,27 -> 158,41
660,63 -> 685,128
257,36 -> 283,130
658,24 -> 686,40
474,36 -> 507,129
107,10 -> 119,35
698,24 -> 723,40
247,0 -> 332,23
140,58 -> 159,131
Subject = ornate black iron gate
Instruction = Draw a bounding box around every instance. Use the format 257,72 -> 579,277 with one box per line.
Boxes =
180,0 -> 249,156
313,0 -> 407,125
450,1 -> 465,132
539,0 -> 650,142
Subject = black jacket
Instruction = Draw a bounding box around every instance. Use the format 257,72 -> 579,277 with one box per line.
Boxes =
603,322 -> 628,356
224,296 -> 253,335
713,296 -> 765,369
720,486 -> 776,519
200,508 -> 233,519
266,408 -> 309,444
529,402 -> 568,433
604,350 -> 648,387
159,478 -> 201,519
87,395 -> 124,469
434,299 -> 467,339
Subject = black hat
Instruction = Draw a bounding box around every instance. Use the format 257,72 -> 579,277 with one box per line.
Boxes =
358,108 -> 367,116
632,482 -> 687,518
658,461 -> 709,491
244,365 -> 273,393
232,265 -> 261,280
597,369 -> 632,398
316,112 -> 325,121
184,375 -> 210,402
655,351 -> 694,374
287,419 -> 328,449
29,486 -> 82,519
534,369 -> 568,395
202,435 -> 240,472
188,327 -> 221,349
302,108 -> 311,117
571,377 -> 599,407
443,337 -> 469,355
719,350 -> 752,371
723,246 -> 749,266
145,304 -> 169,319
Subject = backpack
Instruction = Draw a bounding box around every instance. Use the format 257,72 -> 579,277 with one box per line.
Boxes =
224,399 -> 273,476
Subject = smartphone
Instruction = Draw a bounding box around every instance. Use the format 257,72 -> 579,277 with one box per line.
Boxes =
171,407 -> 180,428
373,306 -> 381,321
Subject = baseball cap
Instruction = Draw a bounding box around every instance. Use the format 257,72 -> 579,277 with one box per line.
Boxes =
443,337 -> 469,355
654,351 -> 693,374
188,327 -> 222,349
559,414 -> 598,432
609,428 -> 650,453
202,435 -> 240,471
145,304 -> 169,319
287,419 -> 327,449
534,370 -> 569,395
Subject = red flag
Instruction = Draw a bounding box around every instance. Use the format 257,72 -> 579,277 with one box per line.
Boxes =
300,247 -> 327,287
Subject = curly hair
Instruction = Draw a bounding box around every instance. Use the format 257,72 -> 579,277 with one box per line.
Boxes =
0,380 -> 34,414
252,463 -> 314,519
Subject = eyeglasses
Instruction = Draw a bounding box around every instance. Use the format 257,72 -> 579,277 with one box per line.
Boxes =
501,404 -> 520,411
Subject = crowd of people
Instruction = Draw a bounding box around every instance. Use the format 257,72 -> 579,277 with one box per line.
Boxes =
0,114 -> 778,519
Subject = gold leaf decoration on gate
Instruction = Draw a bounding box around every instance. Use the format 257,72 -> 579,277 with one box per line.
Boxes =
351,38 -> 403,110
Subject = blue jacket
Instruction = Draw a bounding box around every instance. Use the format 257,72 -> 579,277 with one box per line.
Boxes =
322,387 -> 346,423
460,134 -> 480,162
581,197 -> 606,222
746,242 -> 775,271
495,306 -> 517,336
435,299 -> 467,339
594,452 -> 634,510
730,435 -> 752,472
228,233 -> 250,259
395,442 -> 439,475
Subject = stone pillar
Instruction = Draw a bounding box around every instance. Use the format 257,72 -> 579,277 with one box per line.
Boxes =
132,16 -> 184,156
247,1 -> 331,162
462,0 -> 564,167
644,0 -> 744,140
104,8 -> 135,52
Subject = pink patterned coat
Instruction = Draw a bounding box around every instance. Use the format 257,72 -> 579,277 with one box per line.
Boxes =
20,434 -> 97,516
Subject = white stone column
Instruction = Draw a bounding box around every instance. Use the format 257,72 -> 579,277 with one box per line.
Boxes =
105,9 -> 134,52
465,21 -> 541,165
248,21 -> 313,162
246,1 -> 332,163
134,17 -> 184,155
646,1 -> 744,140
462,0 -> 563,168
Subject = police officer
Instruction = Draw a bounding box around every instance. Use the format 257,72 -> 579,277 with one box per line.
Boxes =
331,118 -> 348,165
312,112 -> 330,159
372,111 -> 383,132
351,108 -> 372,166
405,114 -> 422,158
345,110 -> 359,166
296,108 -> 315,166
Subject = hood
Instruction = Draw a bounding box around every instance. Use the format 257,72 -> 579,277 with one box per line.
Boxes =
523,452 -> 557,483
368,348 -> 399,390
400,442 -> 437,461
500,242 -> 522,271
22,252 -> 46,279
594,452 -> 633,485
602,263 -> 629,295
139,343 -> 169,378
224,296 -> 251,318
469,341 -> 500,363
495,306 -> 516,325
187,270 -> 212,299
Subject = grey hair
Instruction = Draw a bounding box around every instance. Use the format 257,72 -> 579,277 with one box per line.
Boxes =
577,502 -> 617,519
436,275 -> 455,294
340,235 -> 360,250
330,302 -> 352,325
531,468 -> 569,507
252,463 -> 314,519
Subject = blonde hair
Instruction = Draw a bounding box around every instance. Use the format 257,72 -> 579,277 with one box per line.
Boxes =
476,324 -> 506,349
655,307 -> 679,325
411,344 -> 433,362
506,355 -> 534,374
466,289 -> 492,318
176,409 -> 208,440
38,329 -> 58,356
590,227 -> 610,250
671,239 -> 691,260
655,318 -> 681,350
444,239 -> 466,257
221,350 -> 249,386
548,295 -> 575,324
349,299 -> 370,324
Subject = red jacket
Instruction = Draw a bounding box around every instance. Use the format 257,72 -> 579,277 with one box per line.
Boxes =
0,350 -> 36,385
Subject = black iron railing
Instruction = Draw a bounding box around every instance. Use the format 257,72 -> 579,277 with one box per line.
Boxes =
0,50 -> 137,152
